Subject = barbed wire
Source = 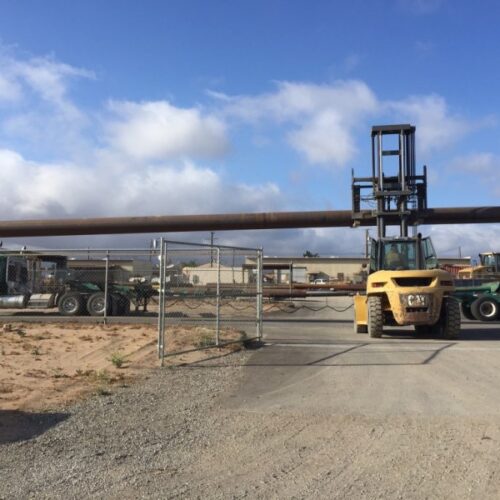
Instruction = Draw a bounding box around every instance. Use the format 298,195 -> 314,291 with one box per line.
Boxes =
264,303 -> 354,313
163,297 -> 353,313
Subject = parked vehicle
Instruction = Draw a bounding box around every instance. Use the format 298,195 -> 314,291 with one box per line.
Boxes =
454,281 -> 500,321
457,252 -> 500,282
0,253 -> 156,316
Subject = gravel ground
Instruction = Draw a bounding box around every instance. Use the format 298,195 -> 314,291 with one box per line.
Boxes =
2,342 -> 500,499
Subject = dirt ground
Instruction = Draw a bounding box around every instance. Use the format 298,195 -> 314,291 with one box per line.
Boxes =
0,322 -> 244,411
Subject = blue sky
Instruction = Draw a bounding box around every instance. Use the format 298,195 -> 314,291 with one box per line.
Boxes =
0,0 -> 499,257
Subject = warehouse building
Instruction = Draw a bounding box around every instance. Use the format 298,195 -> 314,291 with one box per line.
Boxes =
246,256 -> 471,284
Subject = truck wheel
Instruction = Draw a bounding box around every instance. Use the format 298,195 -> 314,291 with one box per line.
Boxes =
461,303 -> 475,321
86,292 -> 111,316
58,292 -> 85,316
471,296 -> 499,321
367,296 -> 383,338
440,297 -> 461,339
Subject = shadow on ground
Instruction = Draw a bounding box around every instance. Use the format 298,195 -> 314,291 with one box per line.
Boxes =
0,410 -> 69,444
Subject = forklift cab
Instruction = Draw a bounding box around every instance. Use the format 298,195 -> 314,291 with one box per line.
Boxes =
369,236 -> 439,273
479,253 -> 500,273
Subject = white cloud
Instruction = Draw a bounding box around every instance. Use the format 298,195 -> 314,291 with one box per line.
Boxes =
105,100 -> 228,161
446,153 -> 500,196
0,148 -> 283,220
0,51 -> 95,160
427,224 -> 500,258
217,80 -> 377,122
213,81 -> 484,167
212,80 -> 378,168
449,152 -> 499,174
0,74 -> 21,103
387,94 -> 470,153
287,111 -> 356,165
0,52 -> 93,118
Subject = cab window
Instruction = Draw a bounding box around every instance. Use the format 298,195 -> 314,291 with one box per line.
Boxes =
422,238 -> 438,269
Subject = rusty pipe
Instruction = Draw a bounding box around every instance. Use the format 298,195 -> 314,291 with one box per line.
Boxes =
0,206 -> 498,237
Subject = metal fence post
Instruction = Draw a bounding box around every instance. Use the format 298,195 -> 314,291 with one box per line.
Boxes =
157,238 -> 165,365
216,247 -> 221,346
257,248 -> 263,340
104,251 -> 110,324
163,242 -> 168,364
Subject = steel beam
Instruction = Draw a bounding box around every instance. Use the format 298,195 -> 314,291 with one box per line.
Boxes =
0,206 -> 498,237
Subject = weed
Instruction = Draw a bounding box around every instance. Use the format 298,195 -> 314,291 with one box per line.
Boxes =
96,387 -> 112,396
0,384 -> 13,394
110,352 -> 126,369
32,334 -> 49,341
94,369 -> 111,383
15,329 -> 26,337
31,346 -> 41,356
52,368 -> 69,378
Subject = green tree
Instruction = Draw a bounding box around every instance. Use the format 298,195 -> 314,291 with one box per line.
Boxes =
303,250 -> 319,258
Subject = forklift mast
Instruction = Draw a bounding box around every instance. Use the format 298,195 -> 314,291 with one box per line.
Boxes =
352,124 -> 427,238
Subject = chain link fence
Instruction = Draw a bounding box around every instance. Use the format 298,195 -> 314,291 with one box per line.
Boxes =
157,239 -> 263,365
0,240 -> 263,365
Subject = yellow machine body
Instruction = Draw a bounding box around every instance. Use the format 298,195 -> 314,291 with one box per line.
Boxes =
354,268 -> 455,328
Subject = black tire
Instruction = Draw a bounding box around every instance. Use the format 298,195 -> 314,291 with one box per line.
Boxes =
471,296 -> 499,322
461,303 -> 476,321
86,292 -> 111,316
367,296 -> 383,338
440,297 -> 461,339
58,292 -> 85,316
111,294 -> 131,316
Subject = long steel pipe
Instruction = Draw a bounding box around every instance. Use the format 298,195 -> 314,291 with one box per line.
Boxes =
0,206 -> 498,237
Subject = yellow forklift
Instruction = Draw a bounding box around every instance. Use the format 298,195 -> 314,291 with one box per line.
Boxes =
352,125 -> 460,338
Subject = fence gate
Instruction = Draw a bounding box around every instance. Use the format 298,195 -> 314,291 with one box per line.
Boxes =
157,238 -> 263,365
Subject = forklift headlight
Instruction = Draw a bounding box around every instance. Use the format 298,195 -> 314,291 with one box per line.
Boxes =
405,293 -> 429,307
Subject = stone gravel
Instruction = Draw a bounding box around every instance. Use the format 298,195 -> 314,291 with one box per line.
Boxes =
2,341 -> 500,499
1,350 -> 253,499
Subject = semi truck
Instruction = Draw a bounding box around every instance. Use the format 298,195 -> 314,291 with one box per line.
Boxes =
0,252 -> 156,316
